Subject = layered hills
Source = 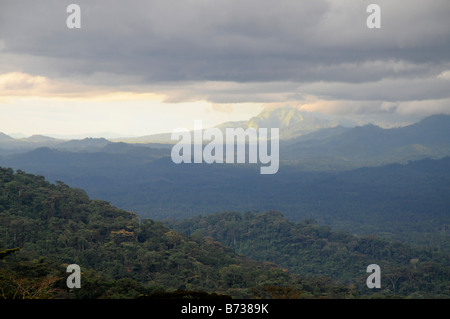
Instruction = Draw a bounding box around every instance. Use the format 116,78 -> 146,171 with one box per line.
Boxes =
1,108 -> 449,166
1,112 -> 449,250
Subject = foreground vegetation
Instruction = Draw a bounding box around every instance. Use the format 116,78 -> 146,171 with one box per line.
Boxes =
1,167 -> 449,299
169,211 -> 450,298
0,167 -> 354,299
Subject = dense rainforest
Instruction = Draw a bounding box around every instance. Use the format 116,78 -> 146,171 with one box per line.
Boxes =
1,167 -> 449,299
0,167 -> 356,299
3,148 -> 449,252
168,211 -> 450,298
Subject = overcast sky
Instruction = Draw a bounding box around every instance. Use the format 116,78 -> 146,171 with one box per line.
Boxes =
1,0 -> 449,137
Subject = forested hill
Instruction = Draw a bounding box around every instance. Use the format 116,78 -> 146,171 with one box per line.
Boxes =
0,166 -> 357,299
1,167 -> 449,298
168,211 -> 450,298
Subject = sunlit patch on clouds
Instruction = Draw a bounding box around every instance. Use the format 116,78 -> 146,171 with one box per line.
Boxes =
438,70 -> 450,80
0,72 -> 163,101
0,72 -> 48,92
0,72 -> 263,136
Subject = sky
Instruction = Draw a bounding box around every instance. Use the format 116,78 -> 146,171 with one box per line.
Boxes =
0,0 -> 449,137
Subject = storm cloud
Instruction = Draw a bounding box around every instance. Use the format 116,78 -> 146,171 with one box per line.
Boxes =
1,0 -> 450,115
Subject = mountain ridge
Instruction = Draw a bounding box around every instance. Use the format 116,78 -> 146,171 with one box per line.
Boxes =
0,108 -> 445,152
106,107 -> 420,144
282,113 -> 450,164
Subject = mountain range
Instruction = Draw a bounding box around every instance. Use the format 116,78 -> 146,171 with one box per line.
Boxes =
107,107 -> 344,144
110,107 -> 419,144
1,107 -> 448,159
281,113 -> 450,168
0,107 -> 417,146
2,108 -> 449,170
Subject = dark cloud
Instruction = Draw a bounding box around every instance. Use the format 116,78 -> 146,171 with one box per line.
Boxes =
1,0 -> 450,113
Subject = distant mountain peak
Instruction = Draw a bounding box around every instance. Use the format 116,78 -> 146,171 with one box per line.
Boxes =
248,107 -> 305,129
24,135 -> 62,143
55,137 -> 110,151
356,123 -> 383,130
0,132 -> 15,142
241,107 -> 340,139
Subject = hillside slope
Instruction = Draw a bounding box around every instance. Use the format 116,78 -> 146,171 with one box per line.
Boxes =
0,167 -> 311,299
168,211 -> 450,298
1,167 -> 449,298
